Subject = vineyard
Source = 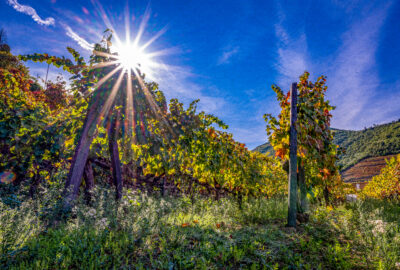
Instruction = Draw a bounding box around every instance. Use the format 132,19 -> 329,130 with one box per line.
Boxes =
1,30 -> 400,269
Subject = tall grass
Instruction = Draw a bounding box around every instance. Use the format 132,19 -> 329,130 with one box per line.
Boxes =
1,181 -> 399,269
0,183 -> 288,269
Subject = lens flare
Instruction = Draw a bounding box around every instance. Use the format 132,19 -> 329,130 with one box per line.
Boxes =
0,171 -> 16,184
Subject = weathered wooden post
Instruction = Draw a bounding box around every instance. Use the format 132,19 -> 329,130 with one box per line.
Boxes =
83,160 -> 95,203
108,110 -> 123,200
298,163 -> 308,213
287,82 -> 298,227
63,90 -> 107,207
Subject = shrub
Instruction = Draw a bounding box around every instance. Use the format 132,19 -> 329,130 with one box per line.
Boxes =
362,154 -> 400,200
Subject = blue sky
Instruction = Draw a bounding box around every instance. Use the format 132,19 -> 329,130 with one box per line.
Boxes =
1,0 -> 400,149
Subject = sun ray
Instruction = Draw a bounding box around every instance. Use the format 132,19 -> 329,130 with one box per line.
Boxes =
146,47 -> 178,59
124,2 -> 131,45
93,50 -> 118,59
92,0 -> 124,47
140,26 -> 168,51
126,71 -> 136,143
91,59 -> 120,69
85,5 -> 179,144
133,6 -> 151,48
98,70 -> 125,127
134,72 -> 174,135
83,65 -> 123,99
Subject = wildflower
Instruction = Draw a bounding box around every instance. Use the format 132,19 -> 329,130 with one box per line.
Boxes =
181,223 -> 190,228
96,218 -> 109,230
87,208 -> 97,218
216,222 -> 225,228
369,219 -> 386,236
193,220 -> 199,224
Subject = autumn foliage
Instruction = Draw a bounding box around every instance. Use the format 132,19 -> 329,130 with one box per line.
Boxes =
264,72 -> 346,203
362,154 -> 400,200
0,36 -> 287,201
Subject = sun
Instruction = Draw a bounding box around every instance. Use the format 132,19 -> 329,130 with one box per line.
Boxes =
113,42 -> 152,75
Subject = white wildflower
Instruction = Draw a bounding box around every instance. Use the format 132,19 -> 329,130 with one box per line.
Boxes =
96,218 -> 109,230
369,219 -> 386,236
346,194 -> 357,202
87,208 -> 97,218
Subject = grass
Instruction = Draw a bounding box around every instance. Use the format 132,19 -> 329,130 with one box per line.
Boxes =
1,183 -> 400,269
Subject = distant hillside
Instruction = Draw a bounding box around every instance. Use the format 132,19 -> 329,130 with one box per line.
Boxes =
253,120 -> 400,171
341,155 -> 397,187
333,120 -> 400,170
252,142 -> 274,155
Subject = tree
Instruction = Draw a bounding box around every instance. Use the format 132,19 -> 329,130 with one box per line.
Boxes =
0,54 -> 70,193
0,28 -> 10,53
42,75 -> 68,111
17,31 -> 288,209
21,32 -> 170,207
264,72 -> 340,209
140,98 -> 287,202
0,29 -> 26,71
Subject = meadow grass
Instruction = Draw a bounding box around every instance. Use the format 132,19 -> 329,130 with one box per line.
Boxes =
0,184 -> 399,269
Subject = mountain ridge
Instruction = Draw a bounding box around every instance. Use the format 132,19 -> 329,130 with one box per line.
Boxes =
253,120 -> 400,171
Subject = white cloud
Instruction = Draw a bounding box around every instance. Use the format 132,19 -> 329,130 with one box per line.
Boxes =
327,2 -> 393,129
273,4 -> 309,88
274,24 -> 289,45
217,46 -> 239,65
273,1 -> 397,131
7,0 -> 55,26
152,64 -> 227,117
64,25 -> 94,51
229,123 -> 267,150
275,35 -> 308,87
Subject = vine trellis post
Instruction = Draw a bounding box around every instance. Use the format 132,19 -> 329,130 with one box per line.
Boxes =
63,67 -> 130,208
287,82 -> 298,227
63,86 -> 123,208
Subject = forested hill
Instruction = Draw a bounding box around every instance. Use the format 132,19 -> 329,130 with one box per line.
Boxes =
253,120 -> 400,170
252,142 -> 274,155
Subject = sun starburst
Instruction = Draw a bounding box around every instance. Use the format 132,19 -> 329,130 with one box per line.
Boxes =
112,41 -> 154,78
85,3 -> 174,144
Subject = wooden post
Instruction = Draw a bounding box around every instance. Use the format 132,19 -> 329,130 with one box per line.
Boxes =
44,63 -> 50,90
63,90 -> 105,208
83,160 -> 95,203
287,82 -> 298,227
298,163 -> 308,213
108,111 -> 123,200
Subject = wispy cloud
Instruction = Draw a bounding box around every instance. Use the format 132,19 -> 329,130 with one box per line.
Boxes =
7,0 -> 55,26
327,2 -> 393,129
217,46 -> 239,65
273,5 -> 309,88
275,36 -> 308,87
64,25 -> 94,51
273,1 -> 396,131
230,124 -> 267,149
155,65 -> 227,116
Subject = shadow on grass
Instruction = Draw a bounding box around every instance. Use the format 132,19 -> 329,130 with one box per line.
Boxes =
1,216 -> 363,270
